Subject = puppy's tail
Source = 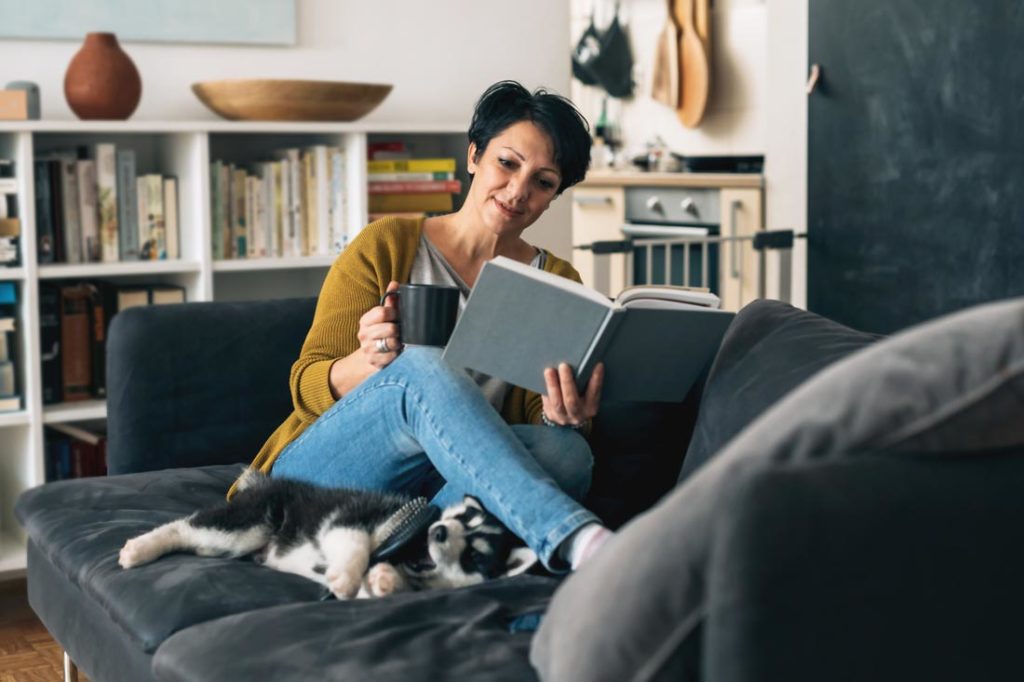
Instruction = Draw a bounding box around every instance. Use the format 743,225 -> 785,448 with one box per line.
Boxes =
235,466 -> 269,492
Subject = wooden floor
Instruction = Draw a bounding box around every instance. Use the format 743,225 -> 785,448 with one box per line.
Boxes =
0,579 -> 88,682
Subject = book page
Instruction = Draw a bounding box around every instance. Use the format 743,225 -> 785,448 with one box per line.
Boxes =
615,285 -> 721,310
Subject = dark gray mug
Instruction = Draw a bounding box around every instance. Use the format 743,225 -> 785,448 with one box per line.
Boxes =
381,283 -> 460,347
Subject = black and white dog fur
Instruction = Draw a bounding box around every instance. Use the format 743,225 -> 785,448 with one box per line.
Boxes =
118,468 -> 537,599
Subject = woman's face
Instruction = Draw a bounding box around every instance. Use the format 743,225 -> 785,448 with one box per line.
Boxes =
466,120 -> 562,237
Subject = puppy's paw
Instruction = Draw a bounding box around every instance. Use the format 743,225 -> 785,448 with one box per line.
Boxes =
119,534 -> 161,569
366,562 -> 407,597
326,567 -> 362,600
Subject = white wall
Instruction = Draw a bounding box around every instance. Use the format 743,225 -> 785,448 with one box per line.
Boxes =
764,0 -> 808,309
0,0 -> 575,256
570,0 -> 766,158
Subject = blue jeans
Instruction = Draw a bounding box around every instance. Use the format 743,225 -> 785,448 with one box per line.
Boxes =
271,347 -> 599,570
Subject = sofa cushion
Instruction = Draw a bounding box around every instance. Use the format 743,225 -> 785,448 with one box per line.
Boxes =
154,575 -> 559,682
679,299 -> 879,481
106,298 -> 315,474
15,465 -> 325,654
531,296 -> 1024,682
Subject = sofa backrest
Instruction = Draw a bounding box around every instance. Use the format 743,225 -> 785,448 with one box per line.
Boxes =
106,298 -> 317,475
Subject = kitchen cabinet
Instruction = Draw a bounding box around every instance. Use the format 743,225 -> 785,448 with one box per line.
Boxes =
571,171 -> 764,311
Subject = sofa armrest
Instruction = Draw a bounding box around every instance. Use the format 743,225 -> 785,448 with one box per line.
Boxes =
706,448 -> 1024,682
106,298 -> 316,474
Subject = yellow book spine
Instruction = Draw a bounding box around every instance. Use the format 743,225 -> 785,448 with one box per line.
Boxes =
367,158 -> 456,174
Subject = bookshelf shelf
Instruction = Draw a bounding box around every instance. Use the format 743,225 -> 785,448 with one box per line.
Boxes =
38,260 -> 203,279
0,120 -> 470,572
213,255 -> 335,272
42,399 -> 107,424
0,410 -> 30,427
0,268 -> 25,281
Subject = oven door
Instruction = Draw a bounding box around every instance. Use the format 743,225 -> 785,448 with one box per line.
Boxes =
623,186 -> 721,292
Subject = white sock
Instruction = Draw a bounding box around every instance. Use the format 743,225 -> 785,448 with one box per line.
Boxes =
562,523 -> 613,570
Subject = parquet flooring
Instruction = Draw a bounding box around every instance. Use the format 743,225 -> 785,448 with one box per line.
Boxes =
0,579 -> 89,682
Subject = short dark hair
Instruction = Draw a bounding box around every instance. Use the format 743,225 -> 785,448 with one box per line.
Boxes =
467,80 -> 591,194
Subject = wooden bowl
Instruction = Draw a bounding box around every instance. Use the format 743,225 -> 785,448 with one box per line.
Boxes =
191,79 -> 393,122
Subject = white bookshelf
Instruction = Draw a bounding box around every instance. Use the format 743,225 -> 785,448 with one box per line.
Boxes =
0,120 -> 469,574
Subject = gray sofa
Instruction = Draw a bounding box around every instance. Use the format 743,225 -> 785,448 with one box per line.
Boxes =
15,296 -> 1024,681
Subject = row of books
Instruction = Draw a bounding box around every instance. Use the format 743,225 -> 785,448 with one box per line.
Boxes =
211,144 -> 349,260
0,160 -> 20,266
40,281 -> 185,405
34,144 -> 180,264
0,282 -> 20,412
366,154 -> 461,215
45,420 -> 107,481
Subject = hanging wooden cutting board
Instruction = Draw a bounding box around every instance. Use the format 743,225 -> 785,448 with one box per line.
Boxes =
672,0 -> 710,128
651,0 -> 680,108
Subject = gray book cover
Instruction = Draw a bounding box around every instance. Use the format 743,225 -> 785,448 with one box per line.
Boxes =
443,257 -> 735,403
116,149 -> 139,260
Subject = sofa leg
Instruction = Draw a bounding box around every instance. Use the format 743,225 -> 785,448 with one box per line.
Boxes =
63,650 -> 79,682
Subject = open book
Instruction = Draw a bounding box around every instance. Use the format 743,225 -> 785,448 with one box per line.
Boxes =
442,256 -> 735,403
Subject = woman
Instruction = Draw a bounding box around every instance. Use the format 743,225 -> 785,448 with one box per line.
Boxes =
238,81 -> 611,572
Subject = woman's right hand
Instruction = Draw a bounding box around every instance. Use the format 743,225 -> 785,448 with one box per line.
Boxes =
357,280 -> 403,370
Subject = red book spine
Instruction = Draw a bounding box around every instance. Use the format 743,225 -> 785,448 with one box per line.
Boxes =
368,180 -> 462,195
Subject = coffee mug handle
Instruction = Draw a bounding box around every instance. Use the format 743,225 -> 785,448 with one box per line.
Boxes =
380,291 -> 399,306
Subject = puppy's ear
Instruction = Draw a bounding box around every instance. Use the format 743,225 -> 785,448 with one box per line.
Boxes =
504,547 -> 538,577
462,495 -> 484,511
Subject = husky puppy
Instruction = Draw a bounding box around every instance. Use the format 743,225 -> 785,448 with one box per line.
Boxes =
118,469 -> 536,599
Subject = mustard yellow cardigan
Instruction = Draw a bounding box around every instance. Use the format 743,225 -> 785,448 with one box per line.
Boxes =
231,216 -> 584,496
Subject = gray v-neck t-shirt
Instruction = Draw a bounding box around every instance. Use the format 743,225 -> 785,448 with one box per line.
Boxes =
408,233 -> 546,412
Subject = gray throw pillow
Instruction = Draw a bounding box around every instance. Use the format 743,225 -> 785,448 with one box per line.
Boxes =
530,297 -> 1024,682
679,299 -> 879,482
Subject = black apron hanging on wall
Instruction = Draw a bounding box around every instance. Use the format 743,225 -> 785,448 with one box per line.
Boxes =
572,14 -> 602,86
571,2 -> 634,98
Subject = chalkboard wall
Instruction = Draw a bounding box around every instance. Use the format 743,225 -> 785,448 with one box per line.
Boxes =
808,2 -> 1024,334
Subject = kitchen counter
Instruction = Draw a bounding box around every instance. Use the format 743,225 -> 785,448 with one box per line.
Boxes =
579,170 -> 764,190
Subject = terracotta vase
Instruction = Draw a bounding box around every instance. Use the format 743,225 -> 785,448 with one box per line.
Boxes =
64,32 -> 142,120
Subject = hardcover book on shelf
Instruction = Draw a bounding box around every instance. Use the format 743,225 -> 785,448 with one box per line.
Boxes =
94,143 -> 120,262
163,176 -> 179,260
367,158 -> 456,174
368,179 -> 462,194
76,159 -> 101,262
46,420 -> 107,479
231,167 -> 247,259
301,150 -> 315,255
0,282 -> 18,411
0,314 -> 15,364
59,284 -> 92,401
58,158 -> 82,263
138,174 -> 164,260
328,146 -> 347,251
312,145 -> 330,256
116,148 -> 140,260
148,284 -> 186,305
39,283 -> 62,404
210,161 -> 224,260
0,209 -> 19,267
46,160 -> 66,262
84,282 -> 108,398
442,256 -> 735,403
0,159 -> 14,192
367,171 -> 455,182
33,159 -> 55,263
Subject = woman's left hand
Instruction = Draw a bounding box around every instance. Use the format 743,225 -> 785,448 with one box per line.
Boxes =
541,362 -> 604,427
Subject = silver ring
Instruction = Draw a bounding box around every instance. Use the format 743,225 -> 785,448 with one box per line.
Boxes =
375,337 -> 390,353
